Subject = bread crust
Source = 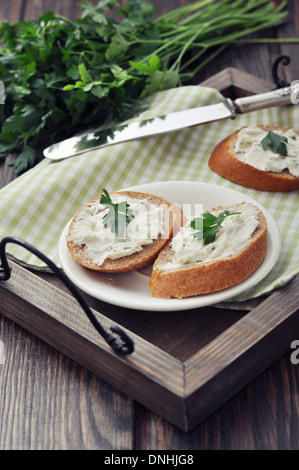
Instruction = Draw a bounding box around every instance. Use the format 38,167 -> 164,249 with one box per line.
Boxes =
67,190 -> 182,273
208,125 -> 299,191
149,204 -> 267,299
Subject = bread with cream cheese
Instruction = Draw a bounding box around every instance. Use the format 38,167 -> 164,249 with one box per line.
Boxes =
67,190 -> 182,273
208,125 -> 299,191
149,202 -> 267,299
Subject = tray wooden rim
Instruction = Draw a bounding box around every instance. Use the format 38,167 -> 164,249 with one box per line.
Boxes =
1,68 -> 298,431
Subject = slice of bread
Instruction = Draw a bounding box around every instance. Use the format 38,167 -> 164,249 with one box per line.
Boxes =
208,125 -> 299,191
67,190 -> 181,273
149,203 -> 267,299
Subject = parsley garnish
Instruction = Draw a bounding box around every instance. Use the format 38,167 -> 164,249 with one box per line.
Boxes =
260,130 -> 288,156
100,189 -> 134,237
190,210 -> 240,245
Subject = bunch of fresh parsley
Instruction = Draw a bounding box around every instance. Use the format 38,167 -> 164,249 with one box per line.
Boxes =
0,0 -> 288,173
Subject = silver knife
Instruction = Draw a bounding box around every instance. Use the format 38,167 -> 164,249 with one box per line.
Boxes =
43,85 -> 298,160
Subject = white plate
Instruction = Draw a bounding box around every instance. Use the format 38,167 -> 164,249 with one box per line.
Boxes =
59,181 -> 281,311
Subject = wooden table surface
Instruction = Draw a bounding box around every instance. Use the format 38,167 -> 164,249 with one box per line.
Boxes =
0,0 -> 299,451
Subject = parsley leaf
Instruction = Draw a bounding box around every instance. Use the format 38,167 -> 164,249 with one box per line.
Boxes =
100,189 -> 134,237
190,210 -> 240,245
129,54 -> 161,74
260,130 -> 288,156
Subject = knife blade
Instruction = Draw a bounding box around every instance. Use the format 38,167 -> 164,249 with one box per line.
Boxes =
43,85 -> 296,161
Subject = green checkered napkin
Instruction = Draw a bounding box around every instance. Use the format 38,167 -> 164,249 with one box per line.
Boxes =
0,85 -> 298,309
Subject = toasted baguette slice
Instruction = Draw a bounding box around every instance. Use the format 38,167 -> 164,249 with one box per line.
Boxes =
208,125 -> 299,191
67,190 -> 181,273
149,203 -> 267,299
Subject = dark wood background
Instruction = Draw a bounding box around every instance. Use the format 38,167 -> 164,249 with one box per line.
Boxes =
0,0 -> 299,450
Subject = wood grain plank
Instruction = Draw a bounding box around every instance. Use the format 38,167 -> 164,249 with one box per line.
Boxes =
0,260 -> 189,429
0,0 -> 25,23
0,317 -> 136,449
135,351 -> 299,450
0,155 -> 17,189
20,0 -> 182,22
184,275 -> 299,430
200,67 -> 275,98
22,0 -> 98,21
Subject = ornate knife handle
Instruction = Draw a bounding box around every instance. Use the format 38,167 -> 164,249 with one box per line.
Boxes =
234,84 -> 299,114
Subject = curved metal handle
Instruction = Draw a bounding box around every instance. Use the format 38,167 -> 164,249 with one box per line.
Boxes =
234,86 -> 294,114
0,237 -> 134,356
272,55 -> 291,88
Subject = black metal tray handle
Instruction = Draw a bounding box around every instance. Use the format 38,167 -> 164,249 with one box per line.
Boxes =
0,237 -> 134,355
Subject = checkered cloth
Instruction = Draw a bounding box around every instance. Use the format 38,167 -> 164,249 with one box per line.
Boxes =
0,85 -> 298,309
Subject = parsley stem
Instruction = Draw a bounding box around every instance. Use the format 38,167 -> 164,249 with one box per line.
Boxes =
155,0 -> 215,23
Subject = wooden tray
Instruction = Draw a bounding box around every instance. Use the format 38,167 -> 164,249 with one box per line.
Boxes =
1,69 -> 298,431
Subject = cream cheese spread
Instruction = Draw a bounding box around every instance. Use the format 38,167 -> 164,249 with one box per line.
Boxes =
68,194 -> 165,266
161,203 -> 260,271
234,126 -> 299,177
